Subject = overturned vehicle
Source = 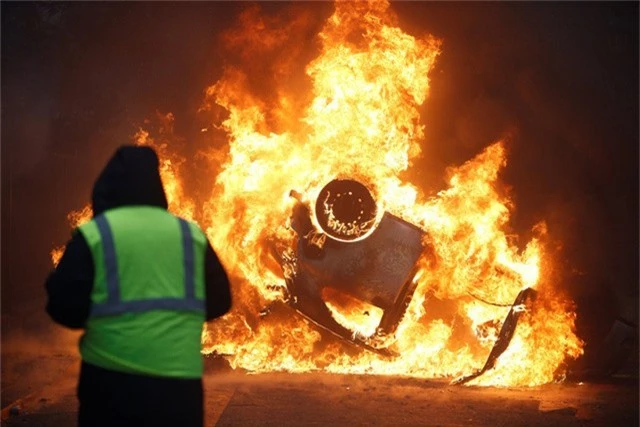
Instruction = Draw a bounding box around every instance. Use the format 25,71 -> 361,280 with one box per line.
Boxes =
272,178 -> 537,384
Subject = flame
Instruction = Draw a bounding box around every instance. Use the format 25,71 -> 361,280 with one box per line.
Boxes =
51,205 -> 93,266
52,0 -> 583,386
322,288 -> 384,338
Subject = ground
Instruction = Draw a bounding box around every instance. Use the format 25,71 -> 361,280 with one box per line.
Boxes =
2,327 -> 638,426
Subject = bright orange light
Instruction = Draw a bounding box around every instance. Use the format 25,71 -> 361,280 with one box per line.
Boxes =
53,0 -> 583,386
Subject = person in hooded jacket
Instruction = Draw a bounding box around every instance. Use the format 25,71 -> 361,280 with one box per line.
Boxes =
45,145 -> 232,427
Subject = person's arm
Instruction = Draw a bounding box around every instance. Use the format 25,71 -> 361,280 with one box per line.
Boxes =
204,243 -> 232,321
45,231 -> 94,328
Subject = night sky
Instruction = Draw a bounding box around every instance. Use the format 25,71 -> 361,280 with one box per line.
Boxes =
1,2 -> 638,364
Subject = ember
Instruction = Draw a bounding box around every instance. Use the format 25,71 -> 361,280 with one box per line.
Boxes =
53,0 -> 584,386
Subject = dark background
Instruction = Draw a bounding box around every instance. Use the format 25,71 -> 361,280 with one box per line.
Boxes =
1,2 -> 637,370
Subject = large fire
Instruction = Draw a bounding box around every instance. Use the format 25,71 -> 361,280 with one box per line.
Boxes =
52,1 -> 583,386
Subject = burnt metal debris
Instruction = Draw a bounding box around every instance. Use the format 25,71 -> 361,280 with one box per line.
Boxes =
273,178 -> 539,381
452,287 -> 538,385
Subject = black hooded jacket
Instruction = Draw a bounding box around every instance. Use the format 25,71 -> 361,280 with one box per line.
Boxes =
45,145 -> 232,328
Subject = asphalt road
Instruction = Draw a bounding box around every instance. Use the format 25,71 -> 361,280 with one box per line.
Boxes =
2,350 -> 637,427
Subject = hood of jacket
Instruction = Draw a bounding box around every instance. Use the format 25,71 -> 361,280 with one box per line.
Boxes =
91,145 -> 168,216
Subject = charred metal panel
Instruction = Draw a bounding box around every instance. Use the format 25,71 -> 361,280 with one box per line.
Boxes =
278,179 -> 428,352
299,212 -> 425,310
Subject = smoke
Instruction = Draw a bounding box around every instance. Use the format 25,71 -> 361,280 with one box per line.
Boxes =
398,3 -> 637,282
393,3 -> 638,358
1,2 -> 243,338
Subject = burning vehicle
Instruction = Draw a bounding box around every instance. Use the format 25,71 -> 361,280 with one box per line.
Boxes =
269,178 -> 538,384
278,178 -> 427,356
52,0 -> 585,387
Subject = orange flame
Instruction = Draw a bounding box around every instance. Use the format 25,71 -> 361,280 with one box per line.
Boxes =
53,0 -> 583,386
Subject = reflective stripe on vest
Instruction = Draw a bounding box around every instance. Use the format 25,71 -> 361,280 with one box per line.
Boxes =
90,214 -> 204,317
